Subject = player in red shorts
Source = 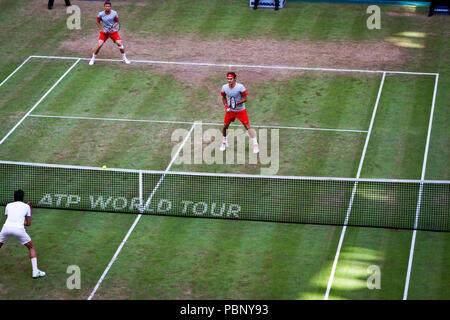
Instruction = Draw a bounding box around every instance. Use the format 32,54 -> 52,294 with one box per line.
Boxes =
89,1 -> 130,66
220,72 -> 259,153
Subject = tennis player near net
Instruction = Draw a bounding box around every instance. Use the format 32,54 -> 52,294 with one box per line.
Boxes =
89,1 -> 130,65
220,72 -> 259,153
0,190 -> 46,278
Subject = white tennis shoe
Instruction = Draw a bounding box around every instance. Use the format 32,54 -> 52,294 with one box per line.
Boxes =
32,270 -> 46,279
89,59 -> 95,66
220,141 -> 228,151
253,143 -> 259,154
123,58 -> 131,64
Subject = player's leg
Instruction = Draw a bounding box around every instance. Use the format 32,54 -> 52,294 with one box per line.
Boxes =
275,0 -> 280,10
243,123 -> 259,153
48,0 -> 54,10
114,38 -> 130,64
220,122 -> 231,151
90,38 -> 105,65
237,110 -> 259,153
253,0 -> 259,10
24,240 -> 45,278
0,228 -> 9,248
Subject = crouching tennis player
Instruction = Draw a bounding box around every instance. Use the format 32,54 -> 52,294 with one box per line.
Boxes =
0,190 -> 46,279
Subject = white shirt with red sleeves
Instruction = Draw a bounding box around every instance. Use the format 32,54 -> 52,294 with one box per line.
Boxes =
97,10 -> 119,33
221,83 -> 248,111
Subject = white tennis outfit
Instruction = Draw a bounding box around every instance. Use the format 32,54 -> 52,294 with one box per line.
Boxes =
0,201 -> 32,245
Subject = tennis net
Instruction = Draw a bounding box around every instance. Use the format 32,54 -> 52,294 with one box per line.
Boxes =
0,160 -> 448,231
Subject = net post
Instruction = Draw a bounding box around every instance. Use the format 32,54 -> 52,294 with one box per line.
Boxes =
139,170 -> 144,214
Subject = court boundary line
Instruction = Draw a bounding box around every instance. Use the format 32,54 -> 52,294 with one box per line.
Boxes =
1,55 -> 442,300
28,55 -> 439,76
28,114 -> 369,133
0,59 -> 81,146
87,122 -> 196,300
403,73 -> 440,300
324,72 -> 386,300
0,56 -> 33,88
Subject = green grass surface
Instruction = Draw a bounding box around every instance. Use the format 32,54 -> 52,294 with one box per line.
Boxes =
0,0 -> 448,300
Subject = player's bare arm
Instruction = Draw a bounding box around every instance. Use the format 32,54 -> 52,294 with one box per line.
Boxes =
222,95 -> 230,112
96,19 -> 106,34
111,21 -> 119,33
236,93 -> 247,105
24,216 -> 31,227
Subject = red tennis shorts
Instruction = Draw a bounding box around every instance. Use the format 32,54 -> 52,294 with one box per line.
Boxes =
224,109 -> 249,125
99,31 -> 121,42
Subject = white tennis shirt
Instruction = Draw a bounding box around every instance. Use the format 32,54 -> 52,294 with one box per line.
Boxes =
4,201 -> 31,229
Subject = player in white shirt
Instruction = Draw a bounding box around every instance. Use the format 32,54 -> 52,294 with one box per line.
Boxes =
0,190 -> 46,279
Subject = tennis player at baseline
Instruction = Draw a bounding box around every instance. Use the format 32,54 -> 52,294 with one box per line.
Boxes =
0,190 -> 46,278
220,72 -> 259,153
89,1 -> 130,65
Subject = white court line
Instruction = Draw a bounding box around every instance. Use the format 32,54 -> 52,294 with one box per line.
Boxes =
324,72 -> 386,300
403,73 -> 440,300
0,59 -> 81,146
29,55 -> 439,76
0,56 -> 33,88
28,114 -> 368,133
87,122 -> 196,301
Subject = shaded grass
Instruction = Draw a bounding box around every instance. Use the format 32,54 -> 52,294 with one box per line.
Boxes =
93,214 -> 342,300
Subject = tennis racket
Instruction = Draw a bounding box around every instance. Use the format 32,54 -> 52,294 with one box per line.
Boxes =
229,97 -> 236,110
109,21 -> 120,33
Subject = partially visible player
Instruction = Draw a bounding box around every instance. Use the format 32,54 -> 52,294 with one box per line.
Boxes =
220,72 -> 259,153
89,1 -> 130,65
0,190 -> 46,279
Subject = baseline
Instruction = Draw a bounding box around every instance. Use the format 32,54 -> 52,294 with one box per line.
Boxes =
29,55 -> 438,76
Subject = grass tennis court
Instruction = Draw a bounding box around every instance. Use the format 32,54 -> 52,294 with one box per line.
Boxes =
0,0 -> 448,300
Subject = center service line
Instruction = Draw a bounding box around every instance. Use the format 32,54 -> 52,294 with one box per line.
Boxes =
0,58 -> 81,146
88,122 -> 196,300
324,72 -> 386,300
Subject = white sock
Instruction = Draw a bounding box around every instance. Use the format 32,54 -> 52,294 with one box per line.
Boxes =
122,53 -> 127,60
251,137 -> 258,144
223,136 -> 227,143
31,257 -> 38,274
